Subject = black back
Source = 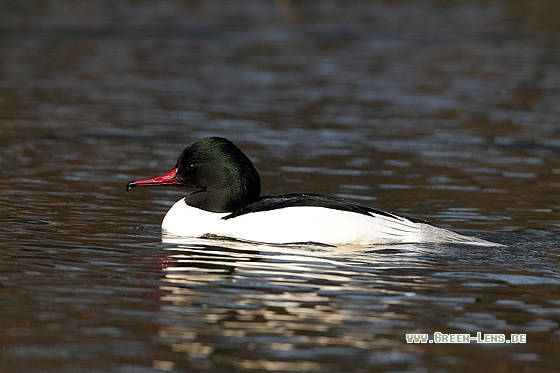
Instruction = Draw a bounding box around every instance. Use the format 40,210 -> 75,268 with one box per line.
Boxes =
223,193 -> 433,225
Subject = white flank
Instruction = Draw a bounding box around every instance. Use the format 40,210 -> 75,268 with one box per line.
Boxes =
162,198 -> 499,246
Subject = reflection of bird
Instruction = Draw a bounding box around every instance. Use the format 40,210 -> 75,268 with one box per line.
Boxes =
127,137 -> 498,246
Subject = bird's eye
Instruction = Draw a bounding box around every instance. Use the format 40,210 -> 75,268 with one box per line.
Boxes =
186,164 -> 196,171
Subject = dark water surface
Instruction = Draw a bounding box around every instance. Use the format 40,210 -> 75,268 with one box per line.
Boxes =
1,1 -> 559,372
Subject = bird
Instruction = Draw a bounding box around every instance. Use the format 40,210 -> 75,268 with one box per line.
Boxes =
126,136 -> 499,246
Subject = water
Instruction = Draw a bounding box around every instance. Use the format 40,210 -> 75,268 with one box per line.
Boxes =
1,1 -> 559,372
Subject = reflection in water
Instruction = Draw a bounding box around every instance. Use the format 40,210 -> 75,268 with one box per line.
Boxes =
154,237 -> 538,371
151,235 -> 560,372
157,239 -> 433,371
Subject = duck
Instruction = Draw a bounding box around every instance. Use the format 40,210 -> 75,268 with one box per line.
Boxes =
126,136 -> 499,246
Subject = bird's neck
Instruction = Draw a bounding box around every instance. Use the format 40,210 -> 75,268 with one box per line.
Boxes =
185,186 -> 256,213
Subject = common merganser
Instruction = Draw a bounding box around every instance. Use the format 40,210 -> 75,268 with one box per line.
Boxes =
127,137 -> 498,246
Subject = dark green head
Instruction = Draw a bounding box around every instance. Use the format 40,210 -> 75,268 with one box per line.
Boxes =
127,137 -> 261,212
